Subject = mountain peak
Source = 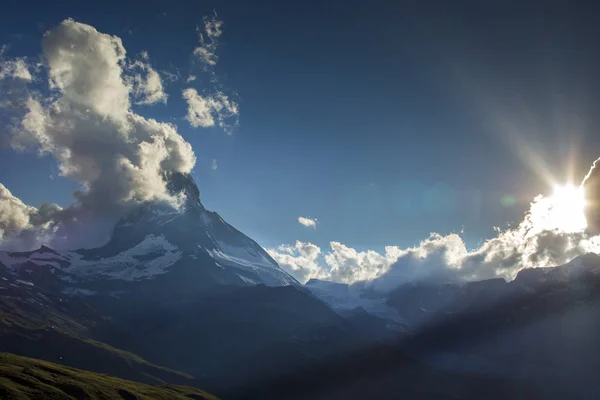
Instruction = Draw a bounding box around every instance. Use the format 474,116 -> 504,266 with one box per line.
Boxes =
38,245 -> 60,255
92,171 -> 299,288
165,172 -> 201,204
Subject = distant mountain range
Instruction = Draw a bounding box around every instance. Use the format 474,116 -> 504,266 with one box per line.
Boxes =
308,252 -> 600,397
0,173 -> 598,398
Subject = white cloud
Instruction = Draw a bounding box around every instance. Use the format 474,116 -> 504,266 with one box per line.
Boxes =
126,51 -> 167,105
185,13 -> 239,133
298,216 -> 317,229
268,241 -> 325,283
272,185 -> 600,290
0,45 -> 32,81
0,184 -> 62,249
326,242 -> 402,283
0,57 -> 32,81
211,158 -> 218,171
193,12 -> 223,68
182,88 -> 213,127
161,70 -> 179,82
268,240 -> 400,284
182,87 -> 238,132
0,183 -> 40,239
0,18 -> 197,249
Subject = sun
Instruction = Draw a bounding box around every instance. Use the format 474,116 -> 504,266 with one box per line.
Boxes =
544,184 -> 587,233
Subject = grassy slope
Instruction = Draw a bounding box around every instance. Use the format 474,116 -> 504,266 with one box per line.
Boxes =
0,352 -> 218,400
0,327 -> 199,386
0,284 -> 198,386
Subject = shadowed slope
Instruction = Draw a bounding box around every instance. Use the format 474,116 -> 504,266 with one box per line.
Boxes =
0,352 -> 218,400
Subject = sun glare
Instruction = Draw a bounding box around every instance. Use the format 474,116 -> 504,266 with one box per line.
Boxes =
545,184 -> 587,233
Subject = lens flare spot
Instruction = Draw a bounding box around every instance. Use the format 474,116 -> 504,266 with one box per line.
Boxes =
501,195 -> 516,207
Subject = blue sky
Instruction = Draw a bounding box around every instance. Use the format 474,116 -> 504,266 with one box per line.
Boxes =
1,0 -> 600,257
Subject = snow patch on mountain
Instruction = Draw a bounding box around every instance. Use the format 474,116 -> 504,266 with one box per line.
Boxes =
65,235 -> 182,281
216,241 -> 275,268
306,279 -> 406,324
0,250 -> 68,271
207,244 -> 297,286
236,273 -> 259,285
62,287 -> 97,296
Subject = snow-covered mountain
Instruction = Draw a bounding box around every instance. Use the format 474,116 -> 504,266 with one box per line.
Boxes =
0,173 -> 297,295
307,253 -> 600,330
305,279 -> 407,326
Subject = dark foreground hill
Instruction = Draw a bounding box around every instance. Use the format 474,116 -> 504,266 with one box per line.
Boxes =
0,351 -> 218,400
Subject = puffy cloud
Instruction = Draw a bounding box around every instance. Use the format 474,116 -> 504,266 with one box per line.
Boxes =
268,241 -> 401,284
326,242 -> 402,283
193,13 -> 223,68
370,234 -> 468,291
161,70 -> 179,83
182,88 -> 213,127
126,51 -> 167,105
185,13 -> 239,133
583,158 -> 600,235
182,88 -> 238,132
0,18 -> 197,249
369,213 -> 600,292
0,57 -> 32,81
268,241 -> 325,283
0,46 -> 32,81
298,216 -> 317,229
0,183 -> 40,238
0,184 -> 62,250
273,160 -> 600,291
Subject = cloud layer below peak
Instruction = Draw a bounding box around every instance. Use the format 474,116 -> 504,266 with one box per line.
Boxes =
271,174 -> 600,289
